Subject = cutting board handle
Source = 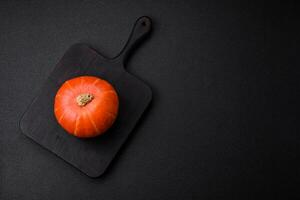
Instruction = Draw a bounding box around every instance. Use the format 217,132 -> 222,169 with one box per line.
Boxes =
114,16 -> 152,64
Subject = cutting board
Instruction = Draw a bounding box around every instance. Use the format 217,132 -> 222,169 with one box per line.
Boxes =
19,16 -> 153,177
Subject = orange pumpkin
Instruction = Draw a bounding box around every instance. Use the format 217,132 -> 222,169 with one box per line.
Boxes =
54,76 -> 119,138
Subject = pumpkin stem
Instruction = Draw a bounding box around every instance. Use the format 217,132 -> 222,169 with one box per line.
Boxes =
76,93 -> 94,107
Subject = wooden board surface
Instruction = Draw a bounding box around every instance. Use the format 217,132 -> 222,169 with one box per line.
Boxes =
19,17 -> 152,177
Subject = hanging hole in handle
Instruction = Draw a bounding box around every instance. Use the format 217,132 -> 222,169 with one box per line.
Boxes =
141,21 -> 146,26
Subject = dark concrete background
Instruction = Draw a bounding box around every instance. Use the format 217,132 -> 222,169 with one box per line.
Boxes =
0,1 -> 299,199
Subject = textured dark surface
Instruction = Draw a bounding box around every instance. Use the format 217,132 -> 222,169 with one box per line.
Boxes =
20,17 -> 152,177
0,0 -> 299,199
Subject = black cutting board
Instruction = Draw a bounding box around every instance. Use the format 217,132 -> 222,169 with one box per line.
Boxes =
19,16 -> 152,177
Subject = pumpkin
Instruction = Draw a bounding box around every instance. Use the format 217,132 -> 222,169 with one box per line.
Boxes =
54,76 -> 119,138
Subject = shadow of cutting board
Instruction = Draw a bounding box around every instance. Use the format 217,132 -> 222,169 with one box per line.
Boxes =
19,16 -> 153,177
